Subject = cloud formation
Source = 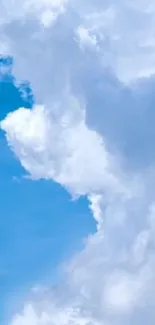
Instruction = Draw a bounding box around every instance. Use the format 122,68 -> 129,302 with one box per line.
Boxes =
1,0 -> 155,324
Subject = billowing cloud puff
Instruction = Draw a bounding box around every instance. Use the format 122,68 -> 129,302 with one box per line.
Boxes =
1,100 -> 119,197
1,0 -> 155,167
1,0 -> 155,324
2,0 -> 155,83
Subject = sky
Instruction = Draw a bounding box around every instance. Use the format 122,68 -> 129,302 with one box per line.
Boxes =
1,0 -> 155,324
0,57 -> 95,323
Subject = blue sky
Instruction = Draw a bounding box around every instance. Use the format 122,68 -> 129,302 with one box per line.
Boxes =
0,74 -> 95,324
1,1 -> 155,325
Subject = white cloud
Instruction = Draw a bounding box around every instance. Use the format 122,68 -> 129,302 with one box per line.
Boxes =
11,303 -> 101,325
0,0 -> 68,24
1,98 -> 122,197
2,97 -> 155,324
2,0 -> 155,169
7,197 -> 155,324
76,26 -> 99,51
72,0 -> 155,82
1,0 -> 155,90
1,0 -> 155,324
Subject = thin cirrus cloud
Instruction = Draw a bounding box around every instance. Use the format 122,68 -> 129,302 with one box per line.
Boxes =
1,0 -> 155,324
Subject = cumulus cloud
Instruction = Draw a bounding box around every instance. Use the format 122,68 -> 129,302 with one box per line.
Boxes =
1,0 -> 155,168
1,0 -> 155,324
1,98 -> 126,199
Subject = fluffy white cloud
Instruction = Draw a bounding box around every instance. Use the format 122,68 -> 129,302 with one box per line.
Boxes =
1,98 -> 123,198
1,0 -> 155,89
7,195 -> 155,324
1,0 -> 155,324
2,96 -> 155,324
11,303 -> 101,325
1,0 -> 155,168
73,0 -> 155,82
